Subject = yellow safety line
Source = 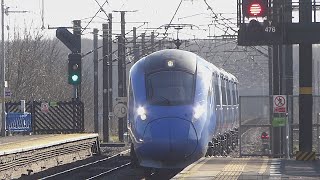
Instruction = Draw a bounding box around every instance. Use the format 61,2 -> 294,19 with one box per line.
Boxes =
258,158 -> 268,174
178,157 -> 211,179
299,87 -> 312,95
216,158 -> 249,179
223,158 -> 248,171
178,157 -> 270,180
190,157 -> 211,171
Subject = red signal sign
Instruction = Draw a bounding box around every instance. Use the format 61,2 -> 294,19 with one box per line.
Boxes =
249,4 -> 262,16
261,132 -> 269,139
243,0 -> 268,17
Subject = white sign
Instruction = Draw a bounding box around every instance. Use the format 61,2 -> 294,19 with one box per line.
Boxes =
21,100 -> 26,113
41,102 -> 49,113
5,90 -> 11,98
273,95 -> 287,113
113,103 -> 127,118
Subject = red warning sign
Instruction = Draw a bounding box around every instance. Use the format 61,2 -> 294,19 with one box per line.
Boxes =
41,102 -> 49,113
273,95 -> 287,113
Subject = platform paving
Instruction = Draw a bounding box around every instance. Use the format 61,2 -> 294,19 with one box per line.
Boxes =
173,156 -> 320,179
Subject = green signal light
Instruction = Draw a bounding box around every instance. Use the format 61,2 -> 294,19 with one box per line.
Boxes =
72,74 -> 79,82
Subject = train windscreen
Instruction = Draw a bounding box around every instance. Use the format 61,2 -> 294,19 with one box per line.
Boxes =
146,71 -> 194,105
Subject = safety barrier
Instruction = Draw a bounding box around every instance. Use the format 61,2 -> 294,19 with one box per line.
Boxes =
5,99 -> 84,134
296,151 -> 316,161
6,112 -> 32,132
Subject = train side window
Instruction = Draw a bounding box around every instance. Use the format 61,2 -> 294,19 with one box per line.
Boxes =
221,78 -> 227,105
235,83 -> 238,105
211,73 -> 216,105
229,81 -> 234,106
232,83 -> 237,105
208,80 -> 212,102
226,80 -> 231,105
214,75 -> 221,105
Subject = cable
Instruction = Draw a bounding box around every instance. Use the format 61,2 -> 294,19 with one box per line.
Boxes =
202,0 -> 268,57
161,0 -> 183,40
94,0 -> 110,18
82,46 -> 103,58
82,0 -> 109,33
202,0 -> 237,34
81,22 -> 149,59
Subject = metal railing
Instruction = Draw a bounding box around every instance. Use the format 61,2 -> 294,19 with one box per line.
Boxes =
239,95 -> 320,157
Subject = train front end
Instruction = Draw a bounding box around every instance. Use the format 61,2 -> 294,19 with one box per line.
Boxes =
128,50 -> 206,168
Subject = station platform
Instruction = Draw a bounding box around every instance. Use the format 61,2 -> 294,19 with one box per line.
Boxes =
0,133 -> 99,155
173,156 -> 320,179
0,133 -> 100,179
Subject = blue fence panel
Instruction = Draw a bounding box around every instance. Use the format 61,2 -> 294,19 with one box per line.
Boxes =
6,112 -> 32,132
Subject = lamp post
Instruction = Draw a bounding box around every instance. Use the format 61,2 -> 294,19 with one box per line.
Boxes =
0,1 -> 28,136
1,0 -> 5,137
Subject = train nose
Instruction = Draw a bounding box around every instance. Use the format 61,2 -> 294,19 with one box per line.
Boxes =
142,118 -> 198,161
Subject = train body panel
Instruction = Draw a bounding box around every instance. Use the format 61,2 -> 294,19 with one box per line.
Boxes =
128,49 -> 239,169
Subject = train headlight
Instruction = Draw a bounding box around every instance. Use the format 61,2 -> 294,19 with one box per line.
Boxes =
193,105 -> 205,119
137,106 -> 147,120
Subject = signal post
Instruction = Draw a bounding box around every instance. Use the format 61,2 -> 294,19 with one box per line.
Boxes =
237,0 -> 316,159
56,20 -> 82,99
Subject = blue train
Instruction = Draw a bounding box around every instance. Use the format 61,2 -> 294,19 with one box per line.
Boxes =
127,49 -> 239,169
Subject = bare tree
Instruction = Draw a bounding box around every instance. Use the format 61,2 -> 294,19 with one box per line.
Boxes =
6,29 -> 71,101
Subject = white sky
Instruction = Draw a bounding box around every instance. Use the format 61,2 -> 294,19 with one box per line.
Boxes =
3,0 -> 238,40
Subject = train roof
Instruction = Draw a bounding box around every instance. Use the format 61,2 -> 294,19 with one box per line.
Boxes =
142,49 -> 197,74
219,68 -> 238,83
130,49 -> 238,83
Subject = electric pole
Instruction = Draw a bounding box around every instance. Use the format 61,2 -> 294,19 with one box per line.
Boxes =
113,10 -> 136,142
141,33 -> 145,56
299,0 -> 313,153
271,0 -> 281,157
108,13 -> 113,115
93,28 -> 98,134
133,27 -> 139,63
151,31 -> 155,52
1,0 -> 28,136
103,23 -> 109,142
1,0 -> 5,137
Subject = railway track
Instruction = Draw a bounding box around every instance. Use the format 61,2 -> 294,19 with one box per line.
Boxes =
240,117 -> 270,156
86,161 -> 131,180
24,150 -> 131,180
20,119 -> 264,179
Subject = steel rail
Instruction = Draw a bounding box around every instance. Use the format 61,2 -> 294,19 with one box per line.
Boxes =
86,162 -> 131,180
39,149 -> 130,180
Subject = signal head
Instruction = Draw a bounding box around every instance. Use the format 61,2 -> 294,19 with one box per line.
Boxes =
243,0 -> 268,18
68,53 -> 82,85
